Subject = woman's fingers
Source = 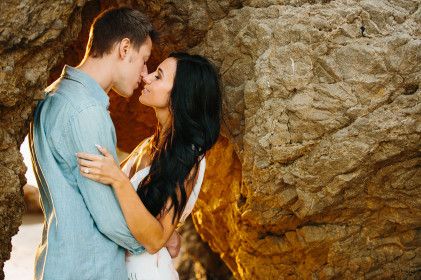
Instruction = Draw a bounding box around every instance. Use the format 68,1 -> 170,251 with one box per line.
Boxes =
78,164 -> 95,174
78,165 -> 112,185
76,145 -> 118,186
76,152 -> 103,161
95,144 -> 112,157
79,168 -> 99,180
77,157 -> 97,168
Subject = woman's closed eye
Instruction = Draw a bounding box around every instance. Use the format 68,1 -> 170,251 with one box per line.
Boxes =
155,68 -> 164,80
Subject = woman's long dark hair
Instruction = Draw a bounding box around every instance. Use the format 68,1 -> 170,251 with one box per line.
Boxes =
137,53 -> 222,223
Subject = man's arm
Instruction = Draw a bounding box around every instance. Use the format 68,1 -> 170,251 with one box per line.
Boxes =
61,106 -> 145,254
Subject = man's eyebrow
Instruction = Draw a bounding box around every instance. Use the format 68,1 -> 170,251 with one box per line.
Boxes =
158,67 -> 164,77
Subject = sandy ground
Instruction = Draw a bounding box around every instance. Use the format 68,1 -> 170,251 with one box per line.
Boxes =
4,214 -> 44,280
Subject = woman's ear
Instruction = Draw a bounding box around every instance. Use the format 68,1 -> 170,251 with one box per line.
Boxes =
118,38 -> 131,60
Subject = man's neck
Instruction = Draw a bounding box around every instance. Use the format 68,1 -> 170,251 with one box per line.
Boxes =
76,57 -> 114,93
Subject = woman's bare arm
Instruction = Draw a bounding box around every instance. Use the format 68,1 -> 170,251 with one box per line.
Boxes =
77,144 -> 188,254
111,175 -> 179,254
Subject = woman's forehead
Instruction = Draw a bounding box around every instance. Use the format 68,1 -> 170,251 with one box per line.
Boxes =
158,57 -> 177,77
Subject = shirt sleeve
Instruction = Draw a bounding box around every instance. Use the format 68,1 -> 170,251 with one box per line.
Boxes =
59,105 -> 145,255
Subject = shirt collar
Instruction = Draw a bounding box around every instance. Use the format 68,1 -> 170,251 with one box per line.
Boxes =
61,65 -> 110,109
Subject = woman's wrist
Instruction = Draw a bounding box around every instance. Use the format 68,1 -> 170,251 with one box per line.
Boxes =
112,170 -> 131,190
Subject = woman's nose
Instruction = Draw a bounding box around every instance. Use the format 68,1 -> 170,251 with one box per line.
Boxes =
142,72 -> 153,84
142,71 -> 157,84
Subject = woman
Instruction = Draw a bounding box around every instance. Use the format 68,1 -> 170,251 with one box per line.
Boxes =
76,52 -> 221,279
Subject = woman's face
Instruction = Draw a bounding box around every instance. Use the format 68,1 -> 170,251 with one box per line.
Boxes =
139,57 -> 177,109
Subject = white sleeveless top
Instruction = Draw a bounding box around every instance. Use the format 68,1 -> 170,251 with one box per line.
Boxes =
122,137 -> 206,280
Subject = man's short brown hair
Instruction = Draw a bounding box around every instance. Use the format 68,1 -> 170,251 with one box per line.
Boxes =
87,7 -> 159,58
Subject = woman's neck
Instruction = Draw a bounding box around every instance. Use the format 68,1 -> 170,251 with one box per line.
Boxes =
155,108 -> 171,148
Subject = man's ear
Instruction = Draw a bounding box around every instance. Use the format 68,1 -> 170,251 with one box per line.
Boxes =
118,38 -> 131,60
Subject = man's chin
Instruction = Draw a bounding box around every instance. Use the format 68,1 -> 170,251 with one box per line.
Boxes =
112,88 -> 133,98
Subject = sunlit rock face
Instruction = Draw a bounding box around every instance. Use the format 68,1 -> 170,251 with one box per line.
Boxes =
1,0 -> 420,279
191,1 -> 421,279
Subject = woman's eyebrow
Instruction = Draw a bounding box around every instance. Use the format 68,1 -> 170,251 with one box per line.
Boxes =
158,67 -> 164,77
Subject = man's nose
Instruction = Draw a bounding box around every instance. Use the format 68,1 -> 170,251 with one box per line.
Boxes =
140,64 -> 149,80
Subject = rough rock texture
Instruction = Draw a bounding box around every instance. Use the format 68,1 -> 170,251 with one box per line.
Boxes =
0,1 -> 86,278
1,0 -> 421,279
192,136 -> 243,276
176,215 -> 235,280
191,0 -> 421,279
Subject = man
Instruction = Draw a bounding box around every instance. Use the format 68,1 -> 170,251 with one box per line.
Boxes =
30,8 -> 180,279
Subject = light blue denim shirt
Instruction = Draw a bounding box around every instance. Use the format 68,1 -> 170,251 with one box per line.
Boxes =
30,65 -> 145,280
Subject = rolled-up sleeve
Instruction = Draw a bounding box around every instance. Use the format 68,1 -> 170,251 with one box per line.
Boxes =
60,105 -> 145,255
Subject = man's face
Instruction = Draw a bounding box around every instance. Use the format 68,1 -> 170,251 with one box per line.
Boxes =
113,36 -> 152,98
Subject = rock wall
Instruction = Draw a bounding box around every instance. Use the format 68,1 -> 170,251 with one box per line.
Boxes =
191,0 -> 421,279
1,0 -> 420,279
